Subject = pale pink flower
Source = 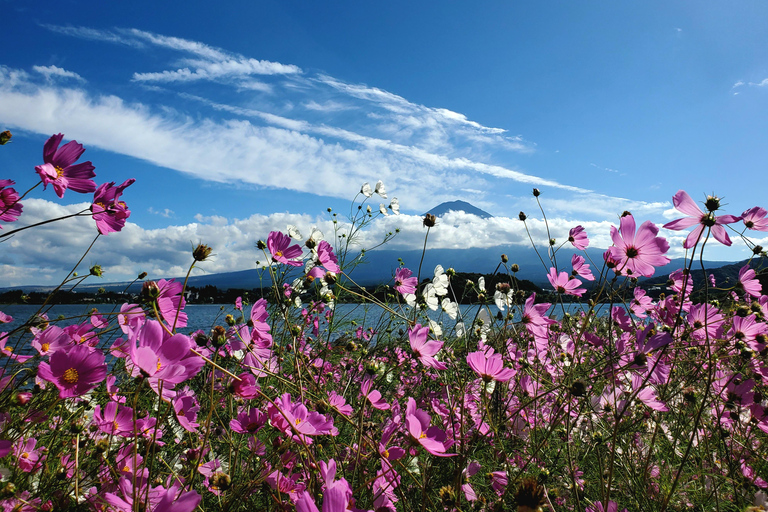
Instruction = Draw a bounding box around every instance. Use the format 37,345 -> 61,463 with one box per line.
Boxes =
608,214 -> 670,277
741,206 -> 768,231
547,267 -> 586,297
408,324 -> 446,370
663,190 -> 741,248
568,225 -> 589,250
571,254 -> 595,281
739,265 -> 762,298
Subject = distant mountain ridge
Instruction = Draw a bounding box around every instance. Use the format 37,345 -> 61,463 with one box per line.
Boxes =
426,200 -> 492,219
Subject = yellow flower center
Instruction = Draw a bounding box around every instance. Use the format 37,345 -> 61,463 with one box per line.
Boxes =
62,368 -> 79,384
383,449 -> 390,458
419,432 -> 427,439
157,359 -> 162,371
41,343 -> 50,352
55,165 -> 64,178
21,452 -> 29,459
275,251 -> 284,258
3,346 -> 12,353
295,418 -> 302,425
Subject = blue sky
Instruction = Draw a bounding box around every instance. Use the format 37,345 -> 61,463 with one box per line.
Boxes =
2,1 -> 768,286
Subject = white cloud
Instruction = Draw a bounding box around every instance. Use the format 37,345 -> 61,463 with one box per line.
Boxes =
32,65 -> 85,83
148,207 -> 175,218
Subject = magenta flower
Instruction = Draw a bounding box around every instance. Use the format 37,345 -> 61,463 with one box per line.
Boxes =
34,133 -> 96,198
157,279 -> 187,329
607,214 -> 670,277
37,343 -> 107,398
268,393 -> 336,444
91,178 -> 135,235
93,401 -> 135,436
394,267 -> 418,296
568,225 -> 589,250
741,206 -> 768,231
687,303 -> 724,341
328,391 -> 354,416
467,347 -> 515,382
547,267 -> 586,297
230,408 -> 267,434
630,287 -> 653,318
408,323 -> 447,370
405,397 -> 455,457
0,179 -> 22,227
739,265 -> 762,298
267,231 -> 303,266
663,190 -> 741,248
361,377 -> 390,410
315,240 -> 340,273
571,254 -> 595,281
520,293 -> 556,338
14,437 -> 44,473
173,389 -> 201,433
126,320 -> 204,396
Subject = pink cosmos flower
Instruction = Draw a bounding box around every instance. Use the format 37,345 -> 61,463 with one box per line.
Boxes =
741,206 -> 768,231
14,437 -> 44,473
687,303 -> 724,341
0,179 -> 22,227
405,397 -> 455,457
34,133 -> 96,198
230,408 -> 267,434
739,265 -> 762,298
328,391 -> 354,416
568,225 -> 589,250
630,287 -> 653,318
315,240 -> 340,273
607,214 -> 670,277
547,267 -> 586,297
408,323 -> 447,370
93,401 -> 135,436
361,377 -> 390,410
267,231 -> 303,266
173,388 -> 201,433
571,254 -> 595,281
663,190 -> 741,248
37,343 -> 107,398
126,320 -> 204,396
467,346 -> 515,382
91,179 -> 135,235
268,393 -> 336,445
157,279 -> 187,329
520,293 -> 556,338
394,267 -> 418,296
730,314 -> 768,352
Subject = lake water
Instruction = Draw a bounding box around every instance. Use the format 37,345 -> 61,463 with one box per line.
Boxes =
1,300 -> 617,342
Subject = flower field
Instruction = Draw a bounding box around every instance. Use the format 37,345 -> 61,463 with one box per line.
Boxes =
1,132 -> 768,511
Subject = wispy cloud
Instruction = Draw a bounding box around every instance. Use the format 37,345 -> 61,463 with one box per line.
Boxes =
148,207 -> 175,218
32,65 -> 85,83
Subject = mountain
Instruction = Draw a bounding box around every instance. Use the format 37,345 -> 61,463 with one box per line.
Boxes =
1,246 -> 738,293
426,200 -> 493,219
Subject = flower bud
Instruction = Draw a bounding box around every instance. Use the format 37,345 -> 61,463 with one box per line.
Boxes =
705,195 -> 721,212
511,263 -> 520,273
89,265 -> 103,277
256,240 -> 267,250
138,271 -> 148,280
753,245 -> 763,255
501,254 -> 508,263
518,211 -> 527,221
532,188 -> 541,197
0,130 -> 11,145
211,325 -> 227,347
423,213 -> 437,227
193,243 -> 213,262
141,281 -> 160,301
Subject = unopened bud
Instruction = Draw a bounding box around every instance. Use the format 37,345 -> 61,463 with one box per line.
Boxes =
138,271 -> 148,280
89,265 -> 103,277
423,213 -> 437,227
511,263 -> 520,273
211,325 -> 227,347
0,130 -> 11,145
256,240 -> 267,250
141,281 -> 160,301
193,243 -> 213,262
518,211 -> 527,221
501,254 -> 508,263
532,188 -> 540,197
753,245 -> 763,255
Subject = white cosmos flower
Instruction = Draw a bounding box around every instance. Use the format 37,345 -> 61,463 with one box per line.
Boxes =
494,289 -> 513,312
455,321 -> 466,337
361,182 -> 373,197
423,283 -> 439,311
478,277 -> 486,293
476,308 -> 491,341
375,180 -> 387,199
432,265 -> 449,296
379,204 -> 389,215
287,225 -> 302,240
441,298 -> 458,320
428,319 -> 443,337
404,293 -> 417,307
307,228 -> 324,247
389,198 -> 400,215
